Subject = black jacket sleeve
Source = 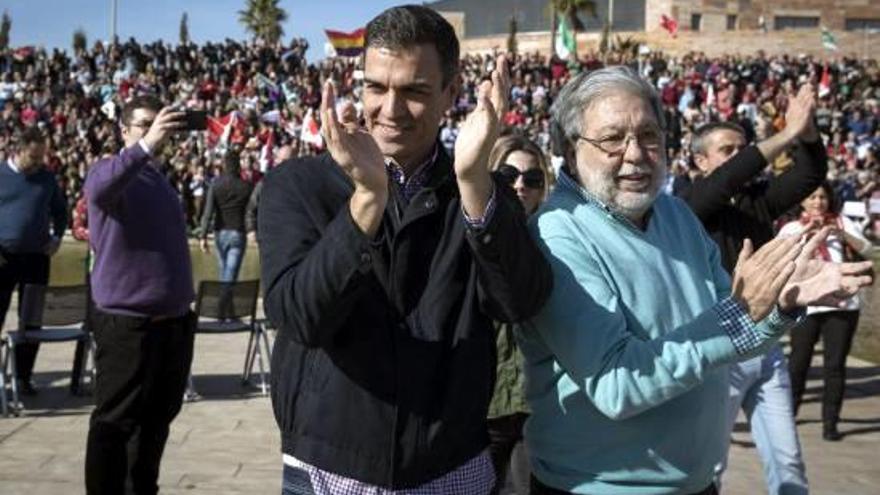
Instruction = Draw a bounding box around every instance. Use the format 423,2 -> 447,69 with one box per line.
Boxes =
245,181 -> 262,233
680,145 -> 767,222
199,183 -> 216,236
258,163 -> 383,347
49,178 -> 68,238
761,139 -> 828,219
465,179 -> 553,323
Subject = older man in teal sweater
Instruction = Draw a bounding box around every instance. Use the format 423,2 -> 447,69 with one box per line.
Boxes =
518,66 -> 873,495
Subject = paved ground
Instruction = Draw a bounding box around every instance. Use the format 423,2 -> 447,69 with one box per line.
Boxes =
2,307 -> 879,494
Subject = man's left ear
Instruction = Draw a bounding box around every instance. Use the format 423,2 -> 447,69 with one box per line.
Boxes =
444,73 -> 462,108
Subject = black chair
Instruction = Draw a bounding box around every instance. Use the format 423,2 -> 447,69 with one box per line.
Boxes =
187,280 -> 270,399
1,284 -> 94,416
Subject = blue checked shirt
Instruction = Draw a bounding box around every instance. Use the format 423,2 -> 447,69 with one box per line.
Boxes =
714,297 -> 803,355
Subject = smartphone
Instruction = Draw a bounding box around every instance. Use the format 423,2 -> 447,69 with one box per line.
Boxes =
182,110 -> 208,131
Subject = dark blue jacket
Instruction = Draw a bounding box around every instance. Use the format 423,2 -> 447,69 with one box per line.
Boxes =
259,148 -> 552,488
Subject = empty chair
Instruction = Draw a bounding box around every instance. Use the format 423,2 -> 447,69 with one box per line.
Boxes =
1,284 -> 94,415
188,279 -> 270,398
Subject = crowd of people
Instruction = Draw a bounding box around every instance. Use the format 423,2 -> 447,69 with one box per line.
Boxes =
0,33 -> 879,237
0,5 -> 878,494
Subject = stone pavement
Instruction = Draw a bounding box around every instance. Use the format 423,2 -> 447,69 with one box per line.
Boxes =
2,316 -> 879,494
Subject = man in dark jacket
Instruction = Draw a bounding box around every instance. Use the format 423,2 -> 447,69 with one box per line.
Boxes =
679,84 -> 825,495
259,6 -> 552,494
199,150 -> 252,282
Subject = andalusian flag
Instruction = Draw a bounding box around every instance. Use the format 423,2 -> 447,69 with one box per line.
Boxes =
821,27 -> 838,51
555,14 -> 575,59
325,28 -> 366,57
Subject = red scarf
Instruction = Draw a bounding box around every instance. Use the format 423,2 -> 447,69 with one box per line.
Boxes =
798,212 -> 838,261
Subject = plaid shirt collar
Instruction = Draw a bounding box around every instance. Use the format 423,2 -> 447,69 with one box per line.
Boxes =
384,144 -> 439,204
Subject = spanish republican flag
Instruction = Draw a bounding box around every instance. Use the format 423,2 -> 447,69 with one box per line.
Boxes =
325,28 -> 365,57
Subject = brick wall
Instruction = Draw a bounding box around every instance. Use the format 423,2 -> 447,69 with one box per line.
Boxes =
460,28 -> 879,60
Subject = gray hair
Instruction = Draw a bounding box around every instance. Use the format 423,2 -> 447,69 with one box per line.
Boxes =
550,66 -> 666,159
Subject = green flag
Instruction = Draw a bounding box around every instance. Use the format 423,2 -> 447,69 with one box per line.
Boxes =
821,27 -> 838,51
555,14 -> 575,59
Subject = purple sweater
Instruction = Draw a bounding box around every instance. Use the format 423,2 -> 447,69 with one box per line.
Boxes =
85,144 -> 194,317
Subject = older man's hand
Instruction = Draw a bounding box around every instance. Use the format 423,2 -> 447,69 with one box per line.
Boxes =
778,227 -> 874,309
731,236 -> 802,321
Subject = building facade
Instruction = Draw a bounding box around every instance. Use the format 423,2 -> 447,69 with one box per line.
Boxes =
430,0 -> 880,58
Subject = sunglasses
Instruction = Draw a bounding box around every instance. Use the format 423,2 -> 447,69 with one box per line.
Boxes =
496,164 -> 545,189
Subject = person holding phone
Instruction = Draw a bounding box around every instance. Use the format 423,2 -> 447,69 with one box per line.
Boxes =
84,95 -> 197,494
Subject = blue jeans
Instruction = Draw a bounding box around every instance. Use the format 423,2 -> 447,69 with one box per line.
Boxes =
214,229 -> 246,282
715,345 -> 808,495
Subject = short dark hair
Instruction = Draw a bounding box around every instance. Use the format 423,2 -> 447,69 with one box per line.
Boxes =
223,150 -> 241,177
365,5 -> 459,88
691,122 -> 745,155
17,127 -> 46,147
121,94 -> 163,126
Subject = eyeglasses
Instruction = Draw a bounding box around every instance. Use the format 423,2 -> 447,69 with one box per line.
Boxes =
496,164 -> 545,189
577,127 -> 665,156
129,120 -> 154,129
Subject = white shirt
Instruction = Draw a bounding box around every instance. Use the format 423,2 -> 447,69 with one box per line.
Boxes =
777,215 -> 871,313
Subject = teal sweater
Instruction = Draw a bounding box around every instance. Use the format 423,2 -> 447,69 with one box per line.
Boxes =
518,171 -> 793,494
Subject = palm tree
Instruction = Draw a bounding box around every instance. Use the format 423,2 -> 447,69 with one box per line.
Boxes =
179,12 -> 190,46
547,0 -> 598,57
0,11 -> 11,51
507,14 -> 518,54
238,0 -> 288,45
72,28 -> 88,54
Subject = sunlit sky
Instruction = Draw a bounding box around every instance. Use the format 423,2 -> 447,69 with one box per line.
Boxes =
2,0 -> 415,61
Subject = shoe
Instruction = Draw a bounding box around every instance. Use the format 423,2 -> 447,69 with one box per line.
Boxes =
18,379 -> 38,396
823,422 -> 843,441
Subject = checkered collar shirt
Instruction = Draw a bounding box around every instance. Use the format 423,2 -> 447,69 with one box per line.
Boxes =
384,145 -> 439,205
282,451 -> 495,494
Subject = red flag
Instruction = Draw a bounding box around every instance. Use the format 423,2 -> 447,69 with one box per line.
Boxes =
660,15 -> 679,38
818,65 -> 832,98
259,128 -> 275,173
300,108 -> 323,149
206,112 -> 246,148
12,46 -> 34,61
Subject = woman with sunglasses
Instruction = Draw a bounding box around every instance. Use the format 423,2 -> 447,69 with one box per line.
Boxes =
777,182 -> 873,441
485,134 -> 552,494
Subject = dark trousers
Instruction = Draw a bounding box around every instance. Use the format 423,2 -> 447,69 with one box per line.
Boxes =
788,310 -> 860,424
530,477 -> 718,495
488,412 -> 530,495
0,250 -> 50,381
85,309 -> 195,495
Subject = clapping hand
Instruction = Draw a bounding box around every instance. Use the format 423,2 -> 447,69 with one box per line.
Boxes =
320,80 -> 386,195
454,54 -> 510,182
778,227 -> 874,309
321,80 -> 387,237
